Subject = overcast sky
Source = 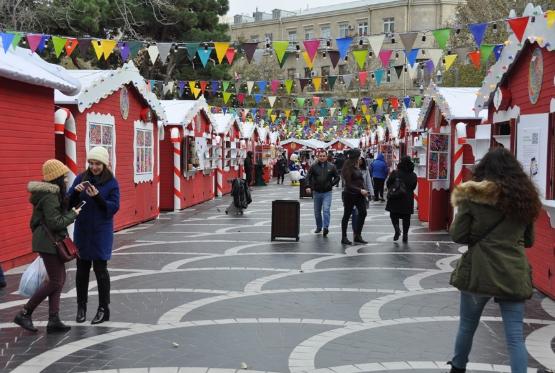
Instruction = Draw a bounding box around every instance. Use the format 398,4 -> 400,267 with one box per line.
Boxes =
227,0 -> 356,16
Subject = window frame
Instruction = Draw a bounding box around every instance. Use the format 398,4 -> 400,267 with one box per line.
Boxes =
338,22 -> 349,38
383,17 -> 395,34
133,120 -> 154,183
287,29 -> 297,42
85,112 -> 116,174
357,19 -> 369,36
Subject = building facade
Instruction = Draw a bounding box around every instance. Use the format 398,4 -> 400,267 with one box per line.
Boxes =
229,0 -> 464,97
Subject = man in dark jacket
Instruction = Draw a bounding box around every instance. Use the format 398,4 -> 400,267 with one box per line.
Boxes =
306,149 -> 340,236
370,153 -> 389,201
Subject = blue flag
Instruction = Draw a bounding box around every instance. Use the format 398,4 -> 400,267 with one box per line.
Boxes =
468,23 -> 488,47
493,44 -> 504,61
336,37 -> 353,60
374,69 -> 384,87
406,49 -> 419,67
403,96 -> 411,108
197,48 -> 213,67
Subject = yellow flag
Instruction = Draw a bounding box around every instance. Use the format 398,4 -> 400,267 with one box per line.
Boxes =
213,42 -> 230,64
444,54 -> 458,71
223,91 -> 232,104
361,105 -> 367,114
312,77 -> 322,91
376,98 -> 384,108
285,110 -> 291,119
193,87 -> 201,98
188,81 -> 197,92
271,114 -> 277,123
547,10 -> 555,28
101,40 -> 117,59
302,51 -> 314,69
365,114 -> 371,123
91,40 -> 104,60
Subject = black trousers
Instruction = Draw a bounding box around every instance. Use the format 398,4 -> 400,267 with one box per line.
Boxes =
373,178 -> 385,200
390,213 -> 411,235
277,171 -> 285,184
76,258 -> 110,306
342,192 -> 367,237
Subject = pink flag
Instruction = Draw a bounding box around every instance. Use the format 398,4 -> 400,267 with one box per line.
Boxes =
26,34 -> 43,53
225,48 -> 236,64
312,96 -> 321,106
303,39 -> 321,63
271,80 -> 281,94
378,50 -> 393,68
358,71 -> 368,87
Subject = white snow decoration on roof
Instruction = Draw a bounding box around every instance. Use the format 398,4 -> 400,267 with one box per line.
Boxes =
160,97 -> 214,128
376,126 -> 385,142
240,121 -> 256,138
328,138 -> 360,149
255,125 -> 268,141
270,131 -> 280,144
0,46 -> 80,95
212,113 -> 238,135
402,107 -> 421,132
417,84 -> 487,128
280,138 -> 328,149
385,116 -> 401,138
55,61 -> 166,123
475,5 -> 554,113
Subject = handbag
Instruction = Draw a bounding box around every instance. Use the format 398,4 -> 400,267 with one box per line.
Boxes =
41,219 -> 79,263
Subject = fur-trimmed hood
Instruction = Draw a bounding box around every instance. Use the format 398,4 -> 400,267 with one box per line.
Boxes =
28,181 -> 60,205
451,180 -> 501,207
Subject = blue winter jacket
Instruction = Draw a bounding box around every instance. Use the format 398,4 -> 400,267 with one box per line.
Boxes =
370,153 -> 389,179
68,173 -> 120,261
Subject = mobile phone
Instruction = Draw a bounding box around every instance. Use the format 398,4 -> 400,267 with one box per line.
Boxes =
76,200 -> 87,209
81,181 -> 92,189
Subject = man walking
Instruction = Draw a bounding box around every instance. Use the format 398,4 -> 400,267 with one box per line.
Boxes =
306,149 -> 340,236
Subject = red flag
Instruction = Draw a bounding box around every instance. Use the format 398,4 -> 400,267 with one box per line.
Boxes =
64,38 -> 79,57
358,71 -> 368,87
200,81 -> 208,95
390,97 -> 399,109
237,93 -> 246,105
225,48 -> 236,64
468,51 -> 481,69
507,17 -> 530,42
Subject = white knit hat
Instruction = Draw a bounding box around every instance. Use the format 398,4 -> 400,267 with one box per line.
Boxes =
87,146 -> 110,166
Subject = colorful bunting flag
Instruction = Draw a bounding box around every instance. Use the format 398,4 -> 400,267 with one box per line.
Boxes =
241,42 -> 258,63
101,39 -> 117,59
327,76 -> 337,91
399,32 -> 418,53
213,42 -> 230,64
507,16 -> 530,42
223,91 -> 232,104
367,34 -> 385,56
480,44 -> 495,64
432,28 -> 451,50
26,34 -> 43,53
468,50 -> 481,69
303,39 -> 320,63
406,48 -> 419,67
468,23 -> 488,47
1,33 -> 15,53
312,77 -> 322,91
374,69 -> 384,87
302,51 -> 314,69
285,80 -> 293,95
336,37 -> 353,60
493,44 -> 504,61
328,50 -> 340,69
272,41 -> 289,64
358,71 -> 368,87
92,40 -> 104,60
10,32 -> 22,50
443,54 -> 458,71
157,43 -> 173,63
352,50 -> 367,70
296,97 -> 306,108
257,80 -> 267,94
547,10 -> 555,28
225,48 -> 236,64
378,50 -> 393,68
197,48 -> 213,67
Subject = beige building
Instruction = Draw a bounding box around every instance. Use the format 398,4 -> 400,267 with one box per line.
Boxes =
229,0 -> 465,98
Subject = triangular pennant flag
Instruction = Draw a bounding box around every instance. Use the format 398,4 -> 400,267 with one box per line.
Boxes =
432,28 -> 451,50
362,105 -> 368,114
428,49 -> 443,69
285,109 -> 291,119
327,76 -> 337,91
271,114 -> 277,123
1,33 -> 15,53
374,69 -> 384,87
302,51 -> 314,69
444,54 -> 458,71
507,16 -> 530,42
157,43 -> 173,64
468,50 -> 481,69
188,81 -> 197,94
414,95 -> 422,107
390,97 -> 399,109
64,38 -> 78,57
399,32 -> 418,53
367,34 -> 386,56
51,36 -> 67,57
177,81 -> 185,97
200,81 -> 208,95
407,63 -> 418,80
296,97 -> 306,108
312,96 -> 321,106
480,44 -> 495,64
242,42 -> 258,63
147,45 -> 159,64
257,80 -> 267,94
268,96 -> 277,107
330,107 -> 337,116
328,50 -> 340,69
225,48 -> 236,64
77,38 -> 92,56
118,41 -> 130,61
378,50 -> 393,68
26,34 -> 43,53
197,48 -> 213,67
285,80 -> 293,95
325,97 -> 334,108
213,42 -> 230,64
394,65 -> 403,79
352,50 -> 367,70
303,39 -> 320,62
223,91 -> 232,104
222,81 -> 230,92
365,114 -> 371,124
211,80 -> 219,95
425,60 -> 434,74
10,32 -> 22,50
376,98 -> 384,108
312,77 -> 322,91
278,51 -> 291,68
37,35 -> 50,53
271,80 -> 281,94
272,41 -> 289,63
351,98 -> 359,109
237,92 -> 246,105
342,74 -> 354,88
163,81 -> 175,95
468,23 -> 488,47
92,40 -> 104,60
128,41 -> 143,58
185,43 -> 199,60
403,96 -> 411,108
101,39 -> 117,59
547,10 -> 555,28
336,37 -> 352,60
493,44 -> 504,61
254,94 -> 263,104
406,48 -> 419,67
247,81 -> 255,95
359,71 -> 368,87
299,78 -> 310,92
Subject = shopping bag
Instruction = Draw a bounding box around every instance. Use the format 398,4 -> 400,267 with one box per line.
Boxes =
18,257 -> 48,297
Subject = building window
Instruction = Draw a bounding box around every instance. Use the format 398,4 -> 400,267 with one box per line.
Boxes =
304,27 -> 314,40
383,17 -> 395,34
288,30 -> 297,42
264,32 -> 273,42
386,69 -> 392,83
338,64 -> 348,75
133,120 -> 154,183
86,113 -> 116,173
250,34 -> 259,42
358,20 -> 368,36
338,23 -> 349,38
287,68 -> 296,79
304,67 -> 311,78
321,65 -> 330,76
320,25 -> 331,47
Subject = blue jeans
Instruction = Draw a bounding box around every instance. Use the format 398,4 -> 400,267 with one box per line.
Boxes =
313,191 -> 332,229
452,292 -> 527,372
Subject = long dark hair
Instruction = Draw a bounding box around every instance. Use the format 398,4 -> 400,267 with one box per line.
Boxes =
341,158 -> 359,183
50,175 -> 69,210
397,156 -> 415,173
473,147 -> 541,224
359,157 -> 368,170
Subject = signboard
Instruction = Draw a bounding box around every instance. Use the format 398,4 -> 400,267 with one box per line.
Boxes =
427,133 -> 450,181
517,113 -> 549,198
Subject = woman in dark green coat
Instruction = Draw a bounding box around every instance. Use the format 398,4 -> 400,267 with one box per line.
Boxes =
448,148 -> 542,373
13,160 -> 81,333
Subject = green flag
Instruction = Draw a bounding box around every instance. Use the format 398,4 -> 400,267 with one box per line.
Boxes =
432,28 -> 451,50
327,76 -> 337,91
52,36 -> 67,58
414,95 -> 422,107
222,81 -> 230,92
10,32 -> 22,50
480,44 -> 495,64
352,50 -> 367,70
278,51 -> 291,68
296,97 -> 306,108
285,80 -> 294,95
272,41 -> 289,64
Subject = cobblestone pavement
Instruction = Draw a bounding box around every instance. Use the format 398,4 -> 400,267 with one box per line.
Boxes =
1,183 -> 554,373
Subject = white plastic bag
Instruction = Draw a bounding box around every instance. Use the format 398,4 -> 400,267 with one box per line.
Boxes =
18,257 -> 48,297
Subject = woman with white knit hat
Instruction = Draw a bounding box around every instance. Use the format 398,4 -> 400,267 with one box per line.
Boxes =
68,146 -> 120,324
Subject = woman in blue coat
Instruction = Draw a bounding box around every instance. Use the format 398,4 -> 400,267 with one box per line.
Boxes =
68,146 -> 120,325
370,153 -> 389,201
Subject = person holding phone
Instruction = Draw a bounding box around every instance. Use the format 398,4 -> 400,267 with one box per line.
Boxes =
68,146 -> 120,325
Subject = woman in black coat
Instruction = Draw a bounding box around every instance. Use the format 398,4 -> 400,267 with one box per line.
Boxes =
385,156 -> 417,242
244,151 -> 254,187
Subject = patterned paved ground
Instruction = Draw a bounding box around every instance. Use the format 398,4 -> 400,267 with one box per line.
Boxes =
1,183 -> 554,373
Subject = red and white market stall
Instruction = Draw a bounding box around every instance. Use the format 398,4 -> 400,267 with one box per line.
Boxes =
239,121 -> 256,179
0,47 -> 80,269
54,61 -> 166,230
213,113 -> 242,196
474,4 -> 555,298
328,138 -> 360,152
254,126 -> 275,183
159,98 -> 217,210
416,84 -> 486,231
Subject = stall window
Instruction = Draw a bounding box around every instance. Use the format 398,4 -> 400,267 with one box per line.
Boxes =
86,113 -> 116,173
548,113 -> 555,199
133,120 -> 154,183
181,136 -> 199,173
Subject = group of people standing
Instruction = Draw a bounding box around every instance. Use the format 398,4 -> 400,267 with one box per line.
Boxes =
13,146 -> 120,333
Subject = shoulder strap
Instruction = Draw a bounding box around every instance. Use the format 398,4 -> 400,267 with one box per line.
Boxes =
468,215 -> 505,246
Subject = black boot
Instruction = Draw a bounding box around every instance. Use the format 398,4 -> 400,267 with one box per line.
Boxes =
447,361 -> 466,373
353,235 -> 368,244
91,306 -> 110,325
341,236 -> 352,245
13,307 -> 37,332
76,303 -> 86,323
402,233 -> 408,243
393,225 -> 401,241
47,313 -> 71,333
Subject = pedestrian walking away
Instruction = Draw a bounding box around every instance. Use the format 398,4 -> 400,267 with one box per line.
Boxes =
340,149 -> 369,245
276,154 -> 287,184
370,153 -> 388,201
385,156 -> 417,242
306,149 -> 340,237
447,148 -> 543,373
244,151 -> 254,188
13,159 -> 81,334
68,146 -> 120,325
